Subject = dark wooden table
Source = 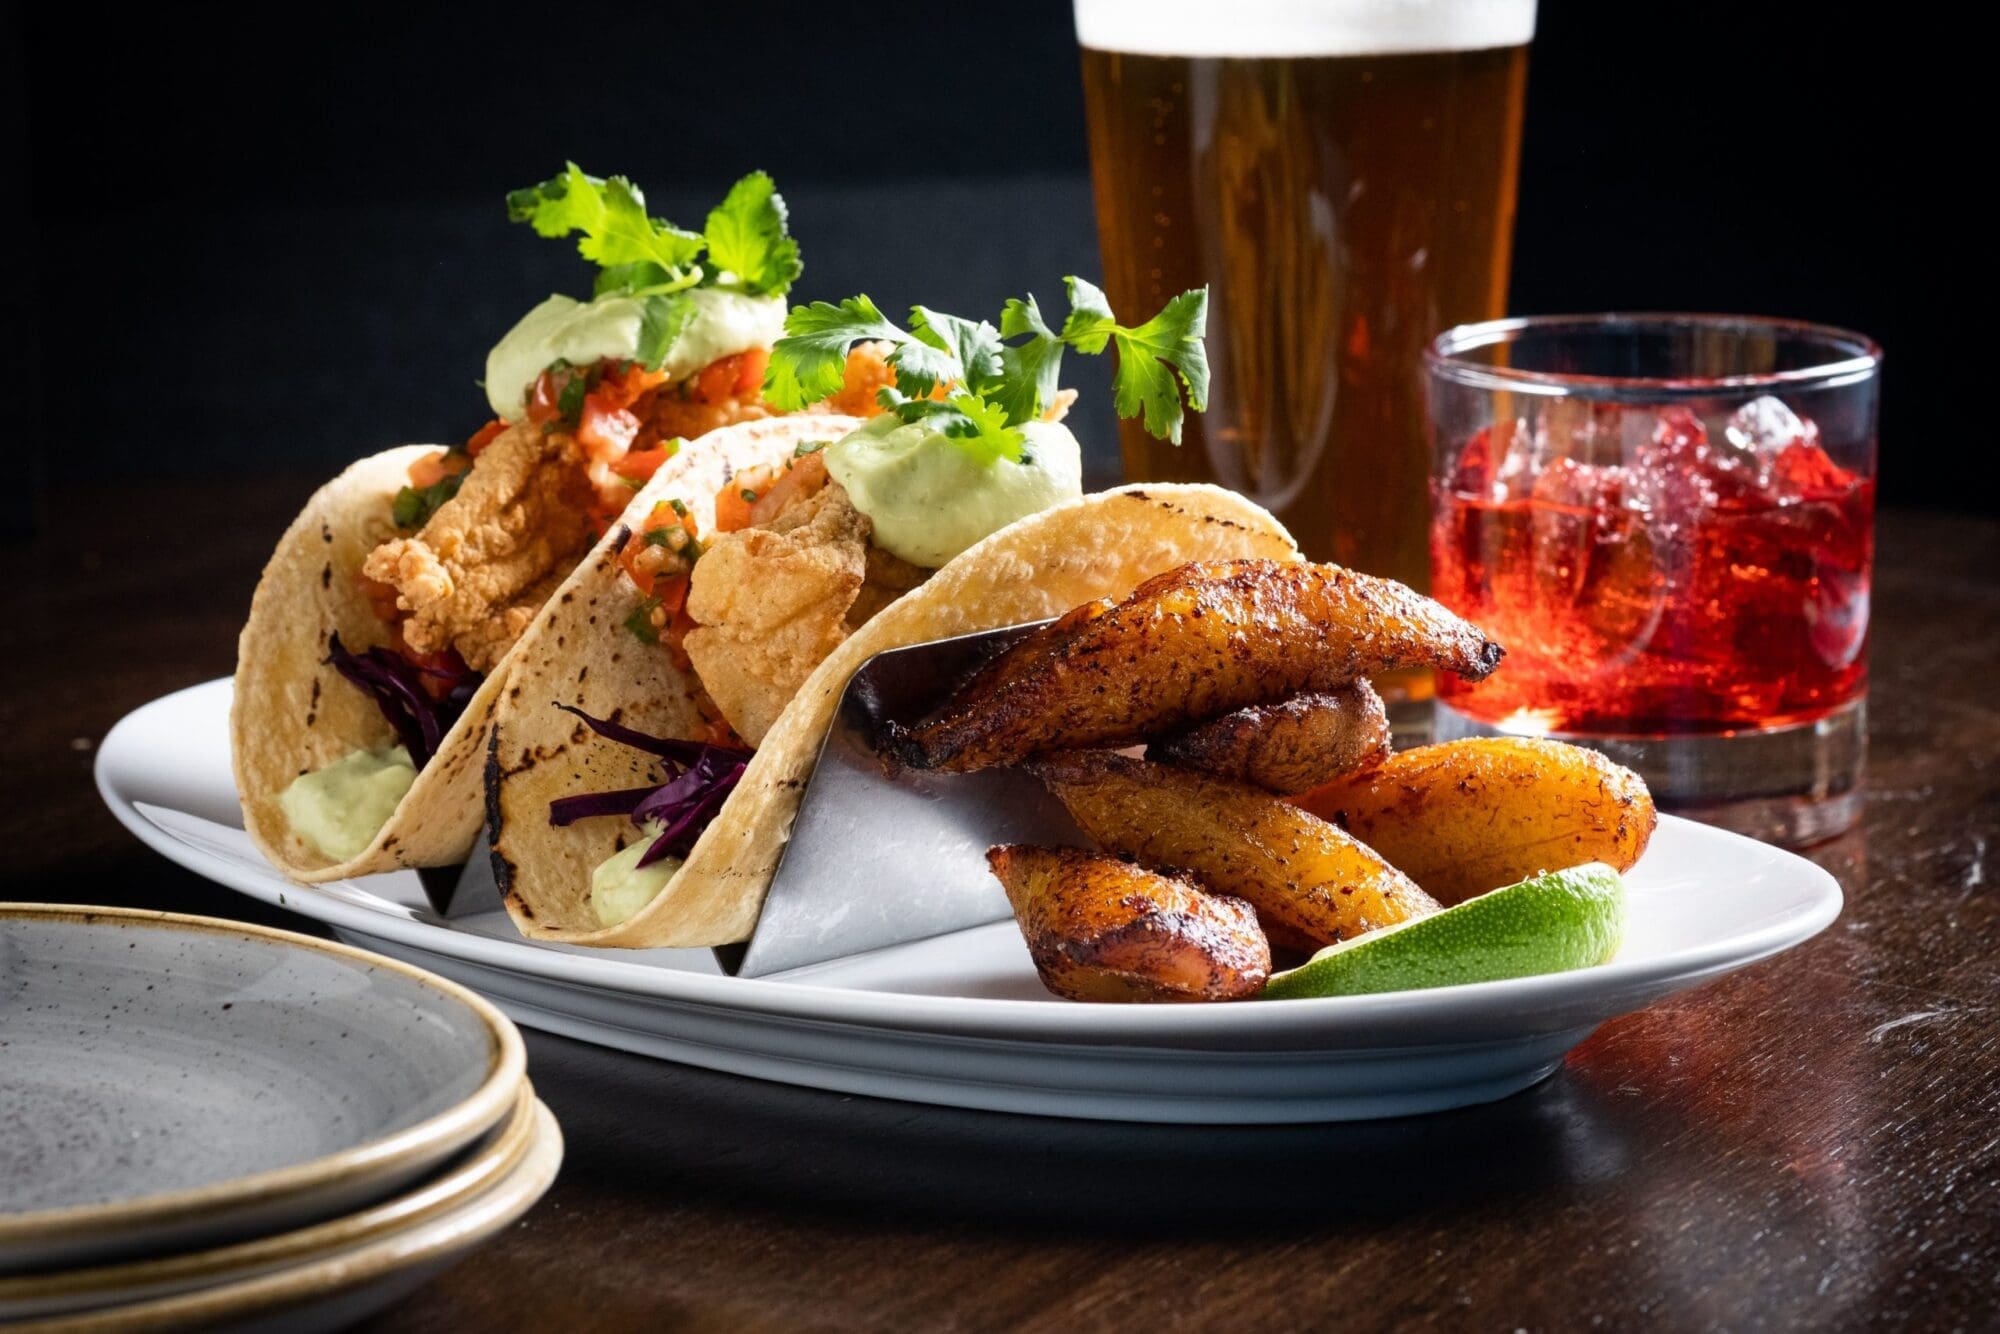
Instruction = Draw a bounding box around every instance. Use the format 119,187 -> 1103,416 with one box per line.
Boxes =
6,480 -> 1997,1331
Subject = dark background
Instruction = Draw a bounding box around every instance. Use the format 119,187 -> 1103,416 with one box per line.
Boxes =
8,2 -> 1954,525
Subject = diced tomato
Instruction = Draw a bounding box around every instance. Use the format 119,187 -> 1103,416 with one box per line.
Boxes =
694,349 -> 766,404
407,459 -> 442,490
463,419 -> 509,457
593,361 -> 669,412
618,501 -> 703,598
733,347 -> 769,397
577,398 -> 641,460
609,444 -> 679,484
713,463 -> 774,534
525,367 -> 566,424
748,452 -> 828,527
715,452 -> 829,533
406,449 -> 458,490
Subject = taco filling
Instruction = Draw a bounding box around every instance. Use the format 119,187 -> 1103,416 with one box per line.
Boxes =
269,165 -> 832,864
549,277 -> 1210,927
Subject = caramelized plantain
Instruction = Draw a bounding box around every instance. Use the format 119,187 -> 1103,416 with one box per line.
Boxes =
1297,738 -> 1657,906
883,560 -> 1501,773
986,845 -> 1271,1002
1150,682 -> 1390,794
1034,751 -> 1441,951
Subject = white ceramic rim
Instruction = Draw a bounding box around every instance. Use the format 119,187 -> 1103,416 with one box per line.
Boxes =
96,680 -> 1845,1048
0,902 -> 527,1251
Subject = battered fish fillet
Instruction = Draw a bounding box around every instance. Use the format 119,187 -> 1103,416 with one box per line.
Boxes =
1150,681 -> 1391,794
986,845 -> 1270,1002
362,421 -> 597,673
884,559 -> 1504,773
683,485 -> 872,746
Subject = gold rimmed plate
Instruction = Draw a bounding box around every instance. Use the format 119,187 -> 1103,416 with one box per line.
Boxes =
0,905 -> 527,1275
11,1098 -> 563,1333
0,1083 -> 540,1321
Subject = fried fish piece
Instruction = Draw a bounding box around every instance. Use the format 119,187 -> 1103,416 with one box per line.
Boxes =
683,484 -> 871,746
986,845 -> 1270,1002
882,559 -> 1502,773
1297,738 -> 1657,906
1150,682 -> 1390,794
1034,751 -> 1440,952
362,421 -> 598,673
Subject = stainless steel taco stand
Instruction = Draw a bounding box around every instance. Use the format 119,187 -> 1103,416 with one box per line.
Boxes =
717,620 -> 1085,978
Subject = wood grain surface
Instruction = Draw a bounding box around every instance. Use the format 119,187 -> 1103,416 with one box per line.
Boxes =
4,480 -> 1995,1332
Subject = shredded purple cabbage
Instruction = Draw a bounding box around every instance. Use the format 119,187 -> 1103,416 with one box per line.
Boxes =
325,635 -> 480,768
550,706 -> 751,866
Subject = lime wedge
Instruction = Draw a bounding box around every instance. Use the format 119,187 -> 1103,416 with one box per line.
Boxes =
1261,863 -> 1626,1000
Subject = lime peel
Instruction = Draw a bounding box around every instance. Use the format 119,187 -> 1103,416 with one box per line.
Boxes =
1260,863 -> 1626,1000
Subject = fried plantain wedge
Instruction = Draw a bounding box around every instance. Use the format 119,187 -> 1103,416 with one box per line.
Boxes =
1149,681 -> 1391,794
987,845 -> 1271,1002
882,559 -> 1502,773
1296,738 -> 1657,907
1033,751 -> 1441,952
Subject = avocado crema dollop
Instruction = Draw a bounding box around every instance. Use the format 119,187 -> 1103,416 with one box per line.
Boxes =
277,745 -> 417,862
484,288 -> 786,421
825,416 -> 1084,569
589,822 -> 686,928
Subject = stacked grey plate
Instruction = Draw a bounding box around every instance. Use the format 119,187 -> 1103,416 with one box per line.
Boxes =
0,905 -> 559,1331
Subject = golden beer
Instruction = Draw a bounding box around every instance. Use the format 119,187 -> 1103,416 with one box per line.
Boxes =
1078,1 -> 1532,618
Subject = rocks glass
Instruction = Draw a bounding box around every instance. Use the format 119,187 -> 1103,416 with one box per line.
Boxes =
1426,314 -> 1880,846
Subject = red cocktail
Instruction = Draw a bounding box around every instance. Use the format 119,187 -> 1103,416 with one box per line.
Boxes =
1424,316 -> 1881,845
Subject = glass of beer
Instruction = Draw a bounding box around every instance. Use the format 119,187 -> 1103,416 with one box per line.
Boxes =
1076,0 -> 1534,706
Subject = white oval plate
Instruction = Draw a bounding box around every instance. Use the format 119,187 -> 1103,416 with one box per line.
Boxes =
0,901 -> 525,1275
96,680 -> 1842,1124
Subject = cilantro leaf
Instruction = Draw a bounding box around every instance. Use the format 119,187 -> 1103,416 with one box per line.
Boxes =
765,276 -> 1208,462
763,296 -> 908,410
910,307 -> 1004,395
635,294 -> 699,372
1057,278 -> 1209,444
994,293 -> 1066,425
593,261 -> 673,297
623,597 -> 661,644
1056,276 -> 1118,354
934,393 -> 1026,465
507,163 -> 704,280
392,473 -> 465,530
703,171 -> 802,297
878,393 -> 1027,466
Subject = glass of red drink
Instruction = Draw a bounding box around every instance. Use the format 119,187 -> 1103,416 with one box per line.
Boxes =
1425,314 -> 1880,846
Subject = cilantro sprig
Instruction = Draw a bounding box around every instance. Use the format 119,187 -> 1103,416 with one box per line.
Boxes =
392,471 -> 466,531
506,164 -> 802,371
762,278 -> 1208,464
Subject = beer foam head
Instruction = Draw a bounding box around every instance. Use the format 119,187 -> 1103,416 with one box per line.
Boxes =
1075,0 -> 1536,57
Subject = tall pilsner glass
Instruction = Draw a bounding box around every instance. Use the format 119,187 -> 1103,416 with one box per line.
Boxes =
1077,0 -> 1533,707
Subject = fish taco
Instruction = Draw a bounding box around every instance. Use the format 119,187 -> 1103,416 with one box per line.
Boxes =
235,165 -> 883,881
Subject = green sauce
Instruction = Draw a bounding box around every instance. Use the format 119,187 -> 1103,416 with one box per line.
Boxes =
484,289 -> 785,421
277,746 -> 416,862
589,822 -> 686,928
824,417 -> 1084,568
